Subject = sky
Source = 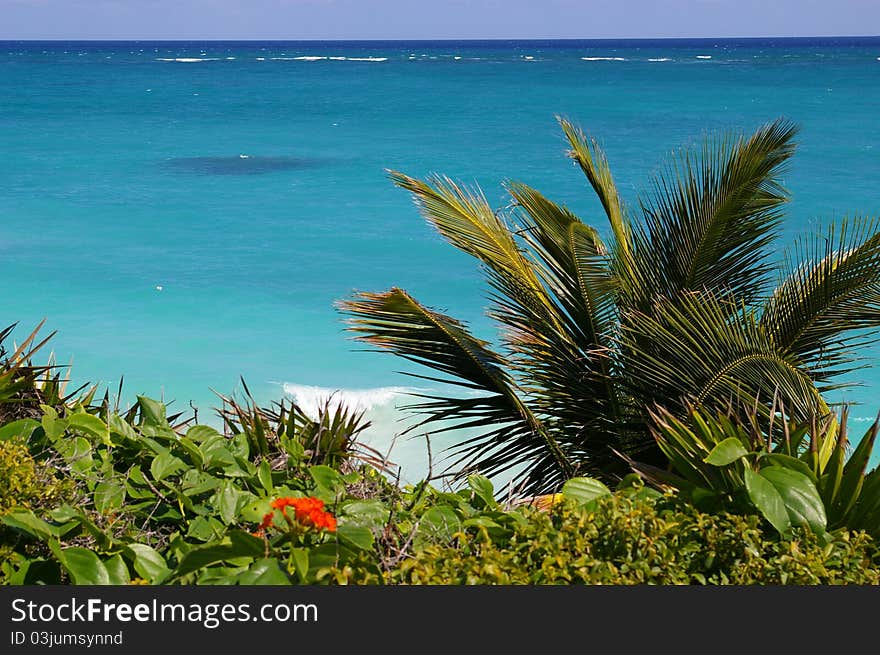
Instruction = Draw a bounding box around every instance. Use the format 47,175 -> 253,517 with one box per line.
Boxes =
1,0 -> 879,40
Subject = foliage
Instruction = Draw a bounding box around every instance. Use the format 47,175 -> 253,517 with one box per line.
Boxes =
0,322 -> 97,424
0,395 -> 391,585
628,403 -> 880,540
0,438 -> 72,515
340,118 -> 880,494
391,492 -> 880,585
216,378 -> 391,473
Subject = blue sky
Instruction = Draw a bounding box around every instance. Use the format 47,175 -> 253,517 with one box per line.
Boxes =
2,0 -> 879,40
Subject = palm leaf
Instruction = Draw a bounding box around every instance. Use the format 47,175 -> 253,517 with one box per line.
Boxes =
338,288 -> 574,489
629,118 -> 797,310
620,290 -> 824,422
505,182 -> 628,469
761,216 -> 880,385
557,116 -> 631,262
391,171 -> 625,476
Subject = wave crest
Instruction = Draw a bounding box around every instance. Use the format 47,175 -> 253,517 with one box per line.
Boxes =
282,383 -> 412,419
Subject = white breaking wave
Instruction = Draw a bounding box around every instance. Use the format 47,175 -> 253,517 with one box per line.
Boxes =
276,56 -> 327,61
696,55 -> 713,59
648,57 -> 672,62
345,57 -> 388,62
282,383 -> 413,419
582,56 -> 627,61
156,57 -> 219,62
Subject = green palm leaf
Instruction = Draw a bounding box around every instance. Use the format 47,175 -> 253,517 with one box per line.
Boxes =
761,216 -> 880,385
557,116 -> 631,262
338,288 -> 574,488
390,171 -> 624,476
505,182 -> 625,470
621,291 -> 823,421
630,118 -> 797,310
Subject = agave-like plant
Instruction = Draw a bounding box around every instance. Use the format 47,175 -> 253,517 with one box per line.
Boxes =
630,401 -> 880,539
215,378 -> 392,473
340,117 -> 880,494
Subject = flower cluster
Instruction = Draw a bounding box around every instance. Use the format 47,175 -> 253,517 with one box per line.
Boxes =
253,496 -> 337,536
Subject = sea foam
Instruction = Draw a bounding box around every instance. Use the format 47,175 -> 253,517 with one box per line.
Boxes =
581,57 -> 627,61
281,382 -> 512,485
156,57 -> 219,62
282,383 -> 413,419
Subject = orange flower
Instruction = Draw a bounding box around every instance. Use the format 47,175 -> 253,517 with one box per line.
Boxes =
266,496 -> 336,532
253,512 -> 275,537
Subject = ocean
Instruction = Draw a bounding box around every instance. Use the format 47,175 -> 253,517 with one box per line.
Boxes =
2,37 -> 879,480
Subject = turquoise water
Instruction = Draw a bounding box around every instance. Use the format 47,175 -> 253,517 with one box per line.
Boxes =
2,38 -> 879,479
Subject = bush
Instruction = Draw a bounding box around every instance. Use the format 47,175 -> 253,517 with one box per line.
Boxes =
0,438 -> 70,515
2,394 -> 878,586
391,494 -> 880,585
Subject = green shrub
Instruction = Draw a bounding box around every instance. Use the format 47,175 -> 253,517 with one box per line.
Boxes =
391,494 -> 880,585
0,438 -> 70,515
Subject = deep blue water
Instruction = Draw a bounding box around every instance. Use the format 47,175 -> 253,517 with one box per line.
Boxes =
2,38 -> 879,477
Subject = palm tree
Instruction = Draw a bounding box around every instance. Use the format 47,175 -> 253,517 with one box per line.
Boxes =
339,117 -> 880,494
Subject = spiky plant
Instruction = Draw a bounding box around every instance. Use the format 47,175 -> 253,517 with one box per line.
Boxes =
340,117 -> 880,494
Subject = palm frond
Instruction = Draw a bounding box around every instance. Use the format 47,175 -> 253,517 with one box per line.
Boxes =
630,118 -> 797,310
338,288 -> 574,489
557,116 -> 631,262
390,171 -> 624,475
620,290 -> 824,422
505,182 -> 628,467
761,216 -> 880,385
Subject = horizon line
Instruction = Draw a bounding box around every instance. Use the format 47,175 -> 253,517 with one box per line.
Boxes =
2,34 -> 880,43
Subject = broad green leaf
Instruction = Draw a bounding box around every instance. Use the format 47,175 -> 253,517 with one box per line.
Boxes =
467,474 -> 497,508
762,453 -> 818,484
174,531 -> 265,578
186,425 -> 221,442
41,408 -> 68,442
561,477 -> 612,505
280,435 -> 305,462
104,554 -> 131,585
175,436 -> 204,468
336,524 -> 374,551
759,466 -> 827,535
415,505 -> 461,545
200,436 -> 237,469
215,481 -> 248,525
257,460 -> 273,493
745,468 -> 791,535
54,546 -> 110,585
462,516 -> 501,529
56,436 -> 93,474
703,438 -> 749,466
290,548 -> 309,582
150,450 -> 185,481
137,396 -> 168,427
0,418 -> 40,442
125,544 -> 171,584
1,510 -> 64,540
186,516 -> 226,542
108,414 -> 138,441
309,465 -> 344,495
94,482 -> 126,514
68,412 -> 111,446
196,567 -> 248,585
341,500 -> 390,530
237,558 -> 290,585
